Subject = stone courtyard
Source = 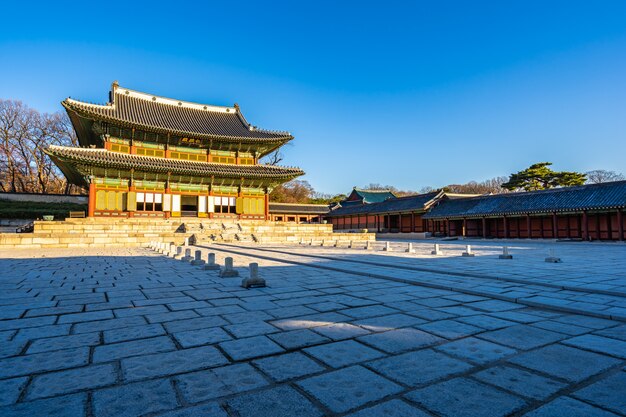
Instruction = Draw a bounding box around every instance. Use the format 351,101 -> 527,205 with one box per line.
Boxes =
1,240 -> 625,417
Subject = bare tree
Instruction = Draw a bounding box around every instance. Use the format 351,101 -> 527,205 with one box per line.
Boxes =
586,170 -> 625,184
444,176 -> 509,194
361,183 -> 418,196
261,149 -> 284,166
0,99 -> 81,194
270,180 -> 315,203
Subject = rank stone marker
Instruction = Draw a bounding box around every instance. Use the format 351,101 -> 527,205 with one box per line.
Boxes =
406,242 -> 416,253
383,241 -> 392,251
545,248 -> 562,263
191,250 -> 205,266
181,248 -> 193,262
220,257 -> 239,277
241,262 -> 266,289
431,243 -> 443,255
462,245 -> 475,257
348,240 -> 353,249
173,246 -> 183,259
168,244 -> 176,257
366,240 -> 372,250
499,246 -> 513,259
204,253 -> 221,271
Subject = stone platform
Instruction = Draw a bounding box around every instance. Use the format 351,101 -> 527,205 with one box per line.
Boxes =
0,218 -> 374,249
0,241 -> 624,417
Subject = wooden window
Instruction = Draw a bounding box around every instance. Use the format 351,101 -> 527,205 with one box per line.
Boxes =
239,157 -> 255,165
136,147 -> 165,158
210,196 -> 236,214
213,155 -> 236,164
95,190 -> 127,211
170,151 -> 206,161
110,143 -> 130,153
136,192 -> 163,211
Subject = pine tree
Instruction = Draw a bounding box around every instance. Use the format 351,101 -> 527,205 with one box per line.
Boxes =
502,162 -> 586,191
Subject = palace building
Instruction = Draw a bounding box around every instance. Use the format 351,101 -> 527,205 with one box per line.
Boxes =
328,182 -> 626,241
46,82 -> 304,219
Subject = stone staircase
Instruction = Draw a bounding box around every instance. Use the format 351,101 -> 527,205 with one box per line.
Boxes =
0,218 -> 375,249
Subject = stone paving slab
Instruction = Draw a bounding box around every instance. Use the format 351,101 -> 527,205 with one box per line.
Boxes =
0,245 -> 625,416
406,377 -> 527,417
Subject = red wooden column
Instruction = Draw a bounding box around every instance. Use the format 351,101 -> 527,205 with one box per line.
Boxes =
88,182 -> 96,217
582,211 -> 588,240
482,217 -> 487,238
164,184 -> 172,219
446,219 -> 450,236
617,210 -> 624,241
552,212 -> 558,239
264,193 -> 270,220
526,215 -> 531,239
411,213 -> 415,233
503,216 -> 508,239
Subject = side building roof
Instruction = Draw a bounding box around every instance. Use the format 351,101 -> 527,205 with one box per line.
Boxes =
269,203 -> 330,215
344,188 -> 397,204
423,181 -> 626,219
326,191 -> 443,217
62,82 -> 293,145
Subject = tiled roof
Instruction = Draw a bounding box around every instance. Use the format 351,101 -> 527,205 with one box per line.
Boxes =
269,203 -> 330,214
349,188 -> 397,204
326,191 -> 443,217
44,145 -> 304,180
423,181 -> 626,219
62,83 -> 292,143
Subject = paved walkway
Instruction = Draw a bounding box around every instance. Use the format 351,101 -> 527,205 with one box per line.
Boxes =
212,240 -> 626,321
0,243 -> 625,417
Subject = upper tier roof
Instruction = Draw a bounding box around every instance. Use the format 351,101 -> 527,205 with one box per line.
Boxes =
62,82 -> 293,143
423,181 -> 626,219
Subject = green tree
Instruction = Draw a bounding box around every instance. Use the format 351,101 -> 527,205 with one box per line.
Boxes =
501,162 -> 586,191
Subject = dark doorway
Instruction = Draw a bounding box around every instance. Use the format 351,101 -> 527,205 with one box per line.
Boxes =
181,195 -> 198,217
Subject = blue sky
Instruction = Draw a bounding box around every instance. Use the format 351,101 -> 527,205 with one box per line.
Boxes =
1,1 -> 625,194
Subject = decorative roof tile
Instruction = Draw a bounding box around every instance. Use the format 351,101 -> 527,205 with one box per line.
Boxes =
44,145 -> 304,180
347,188 -> 397,204
326,191 -> 443,217
62,83 -> 292,143
423,181 -> 626,219
269,203 -> 330,214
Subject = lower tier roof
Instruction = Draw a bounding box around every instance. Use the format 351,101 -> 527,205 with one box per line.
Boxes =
45,145 -> 303,187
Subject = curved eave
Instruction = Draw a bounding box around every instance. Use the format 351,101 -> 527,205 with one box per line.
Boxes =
45,146 -> 304,183
62,100 -> 294,146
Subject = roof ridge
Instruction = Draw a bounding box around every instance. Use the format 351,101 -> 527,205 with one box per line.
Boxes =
269,202 -> 329,206
354,188 -> 395,192
463,181 -> 626,201
113,83 -> 236,114
63,82 -> 293,139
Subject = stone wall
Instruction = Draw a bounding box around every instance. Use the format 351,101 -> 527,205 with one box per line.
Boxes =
0,192 -> 87,204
